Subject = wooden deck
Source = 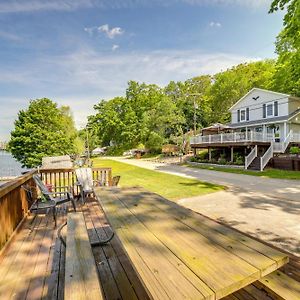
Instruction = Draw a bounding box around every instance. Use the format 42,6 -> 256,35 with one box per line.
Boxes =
0,188 -> 299,300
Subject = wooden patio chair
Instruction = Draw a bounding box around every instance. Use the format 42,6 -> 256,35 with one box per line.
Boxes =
112,175 -> 120,186
33,174 -> 76,219
75,168 -> 103,204
22,184 -> 57,226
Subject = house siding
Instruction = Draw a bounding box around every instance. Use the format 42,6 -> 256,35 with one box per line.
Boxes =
231,90 -> 289,124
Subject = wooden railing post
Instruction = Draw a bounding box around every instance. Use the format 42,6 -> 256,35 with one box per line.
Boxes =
0,170 -> 37,251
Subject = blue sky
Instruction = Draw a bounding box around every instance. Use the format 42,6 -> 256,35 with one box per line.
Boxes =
0,0 -> 283,140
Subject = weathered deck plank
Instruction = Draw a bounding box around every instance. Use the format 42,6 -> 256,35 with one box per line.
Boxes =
0,188 -> 299,300
98,189 -> 216,300
65,212 -> 104,300
116,188 -> 288,273
97,188 -> 289,300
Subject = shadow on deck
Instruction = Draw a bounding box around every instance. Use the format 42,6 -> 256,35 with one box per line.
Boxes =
0,190 -> 299,300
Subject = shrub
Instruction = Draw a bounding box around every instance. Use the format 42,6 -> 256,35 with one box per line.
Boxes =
290,146 -> 300,155
218,158 -> 227,165
197,150 -> 208,160
233,153 -> 244,165
106,146 -> 125,156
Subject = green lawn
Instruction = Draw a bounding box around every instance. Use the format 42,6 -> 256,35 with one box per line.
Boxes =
186,163 -> 300,180
93,158 -> 224,200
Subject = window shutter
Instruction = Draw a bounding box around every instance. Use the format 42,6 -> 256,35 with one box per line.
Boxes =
274,101 -> 278,116
263,104 -> 266,118
237,110 -> 240,122
246,107 -> 249,121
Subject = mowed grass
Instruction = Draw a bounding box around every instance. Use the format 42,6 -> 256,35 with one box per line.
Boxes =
93,158 -> 224,201
186,163 -> 300,180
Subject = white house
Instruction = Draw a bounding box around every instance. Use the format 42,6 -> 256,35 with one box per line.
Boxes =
228,88 -> 300,142
190,88 -> 300,170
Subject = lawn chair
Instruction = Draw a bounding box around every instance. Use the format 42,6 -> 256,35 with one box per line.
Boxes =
112,175 -> 120,186
33,174 -> 76,219
22,184 -> 57,226
75,168 -> 103,203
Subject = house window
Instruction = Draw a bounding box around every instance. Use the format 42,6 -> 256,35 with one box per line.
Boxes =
267,103 -> 273,117
263,101 -> 279,118
238,107 -> 249,122
240,109 -> 246,121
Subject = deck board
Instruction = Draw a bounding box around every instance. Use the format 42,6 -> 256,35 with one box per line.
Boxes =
0,188 -> 298,300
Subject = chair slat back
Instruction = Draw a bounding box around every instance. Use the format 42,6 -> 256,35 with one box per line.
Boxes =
33,174 -> 51,201
75,168 -> 93,191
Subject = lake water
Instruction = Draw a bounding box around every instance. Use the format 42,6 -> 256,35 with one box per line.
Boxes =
0,150 -> 26,178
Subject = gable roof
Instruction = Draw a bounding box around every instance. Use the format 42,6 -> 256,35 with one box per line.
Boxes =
229,88 -> 290,111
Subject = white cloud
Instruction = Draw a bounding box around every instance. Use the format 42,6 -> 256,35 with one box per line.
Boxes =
0,47 -> 259,140
84,27 -> 95,36
84,24 -> 124,39
112,44 -> 119,51
98,24 -> 124,39
209,21 -> 222,28
0,0 -> 271,13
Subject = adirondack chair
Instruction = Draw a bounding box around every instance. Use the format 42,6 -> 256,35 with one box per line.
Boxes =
75,168 -> 104,203
22,184 -> 57,226
112,176 -> 121,186
33,174 -> 76,218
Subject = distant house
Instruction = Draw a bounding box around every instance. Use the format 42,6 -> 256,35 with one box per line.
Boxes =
190,88 -> 300,170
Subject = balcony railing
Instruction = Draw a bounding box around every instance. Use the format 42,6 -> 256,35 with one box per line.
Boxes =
190,132 -> 275,145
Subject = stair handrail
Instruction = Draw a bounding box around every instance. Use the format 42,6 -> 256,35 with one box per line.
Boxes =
245,145 -> 257,169
260,143 -> 273,171
282,130 -> 292,153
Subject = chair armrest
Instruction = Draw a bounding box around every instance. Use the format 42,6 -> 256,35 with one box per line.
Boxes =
44,191 -> 73,197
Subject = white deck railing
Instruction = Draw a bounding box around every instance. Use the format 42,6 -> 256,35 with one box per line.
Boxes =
190,132 -> 274,145
245,145 -> 257,169
291,132 -> 300,143
260,143 -> 273,171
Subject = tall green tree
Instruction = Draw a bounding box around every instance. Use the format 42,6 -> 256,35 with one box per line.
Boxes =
9,98 -> 80,167
269,0 -> 300,95
208,60 -> 276,123
89,81 -> 184,152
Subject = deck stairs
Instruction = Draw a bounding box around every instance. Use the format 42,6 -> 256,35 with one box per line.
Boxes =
247,157 -> 262,171
246,134 -> 292,171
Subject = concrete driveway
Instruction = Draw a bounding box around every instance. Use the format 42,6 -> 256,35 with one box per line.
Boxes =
110,157 -> 300,256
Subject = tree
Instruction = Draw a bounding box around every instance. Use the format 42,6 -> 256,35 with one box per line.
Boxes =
208,60 -> 276,123
89,81 -> 184,153
269,0 -> 300,95
9,98 -> 79,168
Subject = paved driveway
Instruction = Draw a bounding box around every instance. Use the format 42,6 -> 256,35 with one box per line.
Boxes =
110,157 -> 300,256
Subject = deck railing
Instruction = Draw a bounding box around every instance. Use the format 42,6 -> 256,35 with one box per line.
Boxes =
0,167 -> 112,251
291,132 -> 300,143
245,145 -> 257,169
0,170 -> 36,251
39,167 -> 112,196
190,132 -> 275,145
261,144 -> 274,171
